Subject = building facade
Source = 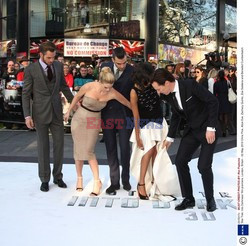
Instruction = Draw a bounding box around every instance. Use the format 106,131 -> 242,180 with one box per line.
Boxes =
0,0 -> 237,126
0,0 -> 236,67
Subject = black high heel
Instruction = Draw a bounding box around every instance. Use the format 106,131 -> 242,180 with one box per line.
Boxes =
137,183 -> 149,200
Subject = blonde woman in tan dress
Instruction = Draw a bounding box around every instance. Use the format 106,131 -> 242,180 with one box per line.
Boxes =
64,67 -> 131,195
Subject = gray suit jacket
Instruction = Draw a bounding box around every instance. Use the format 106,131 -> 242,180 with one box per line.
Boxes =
22,61 -> 74,124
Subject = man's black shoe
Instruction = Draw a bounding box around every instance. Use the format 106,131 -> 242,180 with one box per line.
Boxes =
207,197 -> 216,212
106,184 -> 120,195
54,179 -> 67,188
40,182 -> 49,192
123,182 -> 131,191
175,198 -> 195,210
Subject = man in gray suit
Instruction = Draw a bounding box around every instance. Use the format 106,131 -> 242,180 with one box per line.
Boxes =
22,41 -> 74,192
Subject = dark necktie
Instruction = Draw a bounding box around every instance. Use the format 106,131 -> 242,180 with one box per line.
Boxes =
114,69 -> 120,80
47,65 -> 53,81
171,92 -> 182,111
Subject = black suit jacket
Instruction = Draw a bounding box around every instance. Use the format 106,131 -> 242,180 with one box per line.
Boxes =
101,61 -> 134,118
163,79 -> 219,138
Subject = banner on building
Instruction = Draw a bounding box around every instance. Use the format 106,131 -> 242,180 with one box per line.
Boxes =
64,39 -> 109,57
158,43 -> 207,65
30,39 -> 64,56
110,40 -> 144,57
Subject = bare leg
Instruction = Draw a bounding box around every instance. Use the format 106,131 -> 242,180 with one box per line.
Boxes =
89,159 -> 102,195
138,146 -> 156,196
75,160 -> 84,191
151,146 -> 157,184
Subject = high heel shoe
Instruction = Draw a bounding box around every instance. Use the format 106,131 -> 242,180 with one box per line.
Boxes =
137,183 -> 149,200
90,180 -> 102,196
76,177 -> 83,191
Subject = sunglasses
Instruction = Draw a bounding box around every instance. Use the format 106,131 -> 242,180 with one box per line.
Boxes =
195,71 -> 201,74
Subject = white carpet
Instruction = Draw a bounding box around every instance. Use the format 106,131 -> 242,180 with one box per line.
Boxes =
0,148 -> 237,246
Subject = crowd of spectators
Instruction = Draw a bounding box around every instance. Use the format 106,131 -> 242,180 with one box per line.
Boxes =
0,53 -> 237,137
164,58 -> 237,138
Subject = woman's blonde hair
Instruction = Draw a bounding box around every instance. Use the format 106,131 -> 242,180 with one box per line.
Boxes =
99,67 -> 115,84
207,68 -> 218,79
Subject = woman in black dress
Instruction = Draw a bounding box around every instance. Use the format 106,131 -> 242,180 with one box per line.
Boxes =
130,62 -> 180,201
213,70 -> 232,137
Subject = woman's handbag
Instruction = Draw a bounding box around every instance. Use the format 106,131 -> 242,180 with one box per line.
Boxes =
228,81 -> 237,104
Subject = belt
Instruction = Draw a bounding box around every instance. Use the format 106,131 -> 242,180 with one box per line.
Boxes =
81,104 -> 101,113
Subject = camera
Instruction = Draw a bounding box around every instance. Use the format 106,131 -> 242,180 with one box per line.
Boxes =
205,52 -> 216,59
92,54 -> 99,60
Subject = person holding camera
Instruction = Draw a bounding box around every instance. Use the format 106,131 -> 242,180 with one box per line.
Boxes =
91,54 -> 102,79
206,51 -> 222,72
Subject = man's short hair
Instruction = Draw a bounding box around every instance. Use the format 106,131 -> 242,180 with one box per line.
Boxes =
152,68 -> 175,85
70,59 -> 77,64
80,65 -> 87,70
112,47 -> 126,59
19,56 -> 29,63
39,41 -> 56,55
184,59 -> 191,67
57,54 -> 64,58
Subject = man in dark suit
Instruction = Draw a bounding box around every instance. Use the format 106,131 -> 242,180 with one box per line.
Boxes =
152,68 -> 219,212
22,41 -> 74,192
101,47 -> 134,195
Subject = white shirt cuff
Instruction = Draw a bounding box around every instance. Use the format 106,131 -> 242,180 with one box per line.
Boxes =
166,137 -> 174,142
207,127 -> 216,132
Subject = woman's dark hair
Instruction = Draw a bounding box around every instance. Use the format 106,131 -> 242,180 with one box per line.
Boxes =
132,62 -> 154,91
217,69 -> 225,81
195,65 -> 207,78
195,65 -> 204,72
151,68 -> 175,85
229,66 -> 236,72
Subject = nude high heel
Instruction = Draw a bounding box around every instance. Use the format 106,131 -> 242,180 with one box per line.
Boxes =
90,180 -> 102,196
76,177 -> 83,191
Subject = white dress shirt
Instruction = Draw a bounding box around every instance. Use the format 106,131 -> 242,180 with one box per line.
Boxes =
113,65 -> 123,79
